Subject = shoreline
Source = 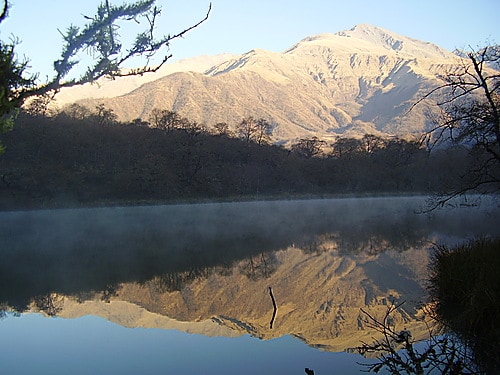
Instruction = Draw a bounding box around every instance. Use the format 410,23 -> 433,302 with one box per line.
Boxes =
0,191 -> 432,212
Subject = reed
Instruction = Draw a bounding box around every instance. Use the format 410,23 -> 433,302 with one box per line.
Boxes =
428,238 -> 500,373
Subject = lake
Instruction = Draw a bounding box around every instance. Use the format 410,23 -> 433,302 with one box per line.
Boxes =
0,196 -> 498,374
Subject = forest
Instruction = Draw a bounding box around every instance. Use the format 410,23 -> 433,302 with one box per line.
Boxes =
0,105 -> 473,210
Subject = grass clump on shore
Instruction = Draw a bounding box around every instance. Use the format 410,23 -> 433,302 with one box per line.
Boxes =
428,238 -> 500,373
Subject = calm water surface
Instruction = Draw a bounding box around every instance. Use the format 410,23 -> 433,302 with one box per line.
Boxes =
0,196 -> 498,374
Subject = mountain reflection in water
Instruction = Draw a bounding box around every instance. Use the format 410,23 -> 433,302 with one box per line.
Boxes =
0,196 -> 499,373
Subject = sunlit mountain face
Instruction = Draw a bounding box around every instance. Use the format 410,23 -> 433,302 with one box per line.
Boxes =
65,24 -> 484,144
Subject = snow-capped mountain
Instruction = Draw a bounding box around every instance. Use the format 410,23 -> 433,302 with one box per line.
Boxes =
71,24 -> 468,143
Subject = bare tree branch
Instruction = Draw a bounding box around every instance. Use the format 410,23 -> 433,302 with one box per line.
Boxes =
16,1 -> 212,101
357,302 -> 482,374
0,0 -> 7,23
410,46 -> 500,208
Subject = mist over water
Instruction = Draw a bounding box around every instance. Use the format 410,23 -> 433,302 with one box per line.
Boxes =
1,196 -> 498,310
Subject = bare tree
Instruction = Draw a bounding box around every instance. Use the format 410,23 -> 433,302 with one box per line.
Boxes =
237,116 -> 274,145
92,103 -> 117,126
0,0 -> 211,139
254,118 -> 273,145
416,46 -> 500,207
212,121 -> 233,137
357,302 -> 482,374
237,116 -> 258,143
148,108 -> 184,131
291,136 -> 326,158
34,0 -> 211,96
330,137 -> 364,159
23,93 -> 56,117
362,134 -> 387,153
64,103 -> 92,121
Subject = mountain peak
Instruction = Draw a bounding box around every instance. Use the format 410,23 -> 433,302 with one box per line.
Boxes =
336,23 -> 409,54
335,23 -> 453,59
284,24 -> 453,60
339,23 -> 395,38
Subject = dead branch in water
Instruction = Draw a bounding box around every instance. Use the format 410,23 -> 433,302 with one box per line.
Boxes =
268,286 -> 277,329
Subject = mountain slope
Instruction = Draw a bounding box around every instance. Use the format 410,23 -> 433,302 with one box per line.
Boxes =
74,24 -> 465,143
55,53 -> 236,104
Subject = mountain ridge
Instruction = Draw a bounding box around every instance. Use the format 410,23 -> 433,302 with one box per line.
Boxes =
55,53 -> 236,104
68,24 -> 472,143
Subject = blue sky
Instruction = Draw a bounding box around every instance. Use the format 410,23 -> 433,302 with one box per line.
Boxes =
1,0 -> 499,81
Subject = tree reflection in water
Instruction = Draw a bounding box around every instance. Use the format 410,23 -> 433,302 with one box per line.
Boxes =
0,197 -> 498,355
32,293 -> 64,317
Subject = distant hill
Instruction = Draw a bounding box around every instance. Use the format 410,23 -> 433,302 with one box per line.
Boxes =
54,54 -> 236,104
68,24 -> 468,143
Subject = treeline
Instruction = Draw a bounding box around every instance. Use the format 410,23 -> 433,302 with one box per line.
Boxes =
0,106 -> 471,209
